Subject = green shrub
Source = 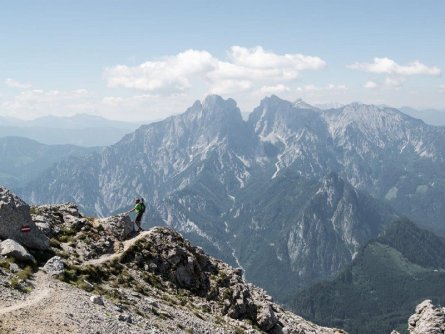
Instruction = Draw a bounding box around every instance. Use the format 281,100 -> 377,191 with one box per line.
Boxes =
9,277 -> 20,290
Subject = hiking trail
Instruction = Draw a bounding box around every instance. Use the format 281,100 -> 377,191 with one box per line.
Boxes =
0,271 -> 52,316
83,230 -> 152,266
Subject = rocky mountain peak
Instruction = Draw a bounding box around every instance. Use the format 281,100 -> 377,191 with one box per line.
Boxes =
258,94 -> 293,109
326,102 -> 418,131
180,95 -> 242,125
175,95 -> 246,145
203,94 -> 237,110
249,94 -> 321,141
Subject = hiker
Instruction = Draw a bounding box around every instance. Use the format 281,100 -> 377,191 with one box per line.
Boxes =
126,198 -> 146,232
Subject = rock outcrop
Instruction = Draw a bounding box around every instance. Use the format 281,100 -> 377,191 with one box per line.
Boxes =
392,300 -> 445,334
0,187 -> 49,250
30,202 -> 85,237
407,300 -> 445,334
99,214 -> 134,241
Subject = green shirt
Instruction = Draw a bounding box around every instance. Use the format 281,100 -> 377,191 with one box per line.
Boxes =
134,203 -> 143,214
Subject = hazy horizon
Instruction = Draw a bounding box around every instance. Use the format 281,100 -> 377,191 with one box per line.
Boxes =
1,95 -> 445,124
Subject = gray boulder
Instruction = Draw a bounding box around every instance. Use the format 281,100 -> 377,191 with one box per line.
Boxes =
0,187 -> 49,250
0,239 -> 35,262
43,256 -> 65,276
256,303 -> 278,331
90,295 -> 104,306
99,214 -> 133,240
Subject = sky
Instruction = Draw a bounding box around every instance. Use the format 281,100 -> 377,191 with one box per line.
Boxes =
1,0 -> 444,121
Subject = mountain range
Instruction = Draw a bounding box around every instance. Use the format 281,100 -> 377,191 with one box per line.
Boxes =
0,136 -> 99,188
0,114 -> 140,146
400,107 -> 445,126
17,95 -> 445,301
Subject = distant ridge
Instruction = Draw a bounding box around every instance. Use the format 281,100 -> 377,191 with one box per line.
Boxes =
290,218 -> 445,334
0,114 -> 141,146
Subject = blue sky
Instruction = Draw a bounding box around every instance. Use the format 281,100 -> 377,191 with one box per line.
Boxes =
1,0 -> 444,121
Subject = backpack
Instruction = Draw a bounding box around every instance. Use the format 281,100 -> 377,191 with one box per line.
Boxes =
140,198 -> 146,213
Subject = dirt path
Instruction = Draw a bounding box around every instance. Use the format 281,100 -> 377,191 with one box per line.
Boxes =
0,268 -> 155,334
0,271 -> 82,334
83,230 -> 152,266
0,271 -> 52,316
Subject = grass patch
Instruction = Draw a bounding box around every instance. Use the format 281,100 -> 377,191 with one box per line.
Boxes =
0,257 -> 14,270
10,277 -> 20,289
16,266 -> 33,281
49,238 -> 62,249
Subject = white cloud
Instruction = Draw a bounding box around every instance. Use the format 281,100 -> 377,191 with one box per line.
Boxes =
296,84 -> 348,92
209,80 -> 252,95
1,87 -> 179,121
384,77 -> 406,88
348,57 -> 441,76
1,88 -> 95,118
440,85 -> 445,93
260,84 -> 291,95
364,81 -> 378,89
105,49 -> 216,93
349,57 -> 440,89
105,46 -> 326,96
229,46 -> 325,70
101,93 -> 196,121
5,78 -> 32,89
327,84 -> 347,91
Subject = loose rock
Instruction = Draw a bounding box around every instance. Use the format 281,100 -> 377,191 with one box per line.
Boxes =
90,295 -> 104,306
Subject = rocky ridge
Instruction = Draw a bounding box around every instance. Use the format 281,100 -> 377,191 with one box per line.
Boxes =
392,299 -> 445,334
0,186 -> 346,334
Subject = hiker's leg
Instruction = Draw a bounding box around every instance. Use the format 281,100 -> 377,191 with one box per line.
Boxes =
135,213 -> 143,231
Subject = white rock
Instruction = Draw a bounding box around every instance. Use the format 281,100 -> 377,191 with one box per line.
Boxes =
43,256 -> 65,276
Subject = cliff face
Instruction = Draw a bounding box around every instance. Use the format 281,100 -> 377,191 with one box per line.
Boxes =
0,187 -> 346,334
